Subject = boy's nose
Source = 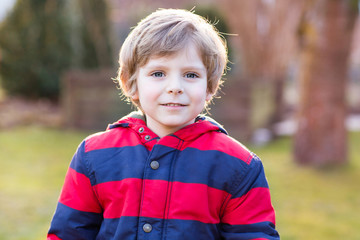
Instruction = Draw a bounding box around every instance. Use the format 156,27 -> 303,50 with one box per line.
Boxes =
167,88 -> 183,94
166,76 -> 184,94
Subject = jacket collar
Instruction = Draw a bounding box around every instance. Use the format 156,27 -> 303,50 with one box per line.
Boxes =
107,111 -> 227,141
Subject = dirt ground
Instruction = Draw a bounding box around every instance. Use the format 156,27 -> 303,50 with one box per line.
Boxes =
0,97 -> 62,129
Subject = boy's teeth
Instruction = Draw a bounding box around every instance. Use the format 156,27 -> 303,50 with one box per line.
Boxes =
165,103 -> 182,106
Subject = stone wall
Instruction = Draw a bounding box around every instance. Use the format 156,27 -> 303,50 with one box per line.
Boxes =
61,69 -> 132,131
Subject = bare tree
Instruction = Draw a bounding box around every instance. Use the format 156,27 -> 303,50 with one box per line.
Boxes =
261,0 -> 305,127
219,0 -> 304,140
219,0 -> 268,141
294,0 -> 358,166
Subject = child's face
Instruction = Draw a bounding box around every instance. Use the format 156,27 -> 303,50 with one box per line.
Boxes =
133,42 -> 212,137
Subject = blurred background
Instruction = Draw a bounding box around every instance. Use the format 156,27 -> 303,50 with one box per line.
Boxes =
0,0 -> 359,239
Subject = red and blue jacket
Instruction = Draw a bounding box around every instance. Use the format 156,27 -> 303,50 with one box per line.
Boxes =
48,112 -> 279,240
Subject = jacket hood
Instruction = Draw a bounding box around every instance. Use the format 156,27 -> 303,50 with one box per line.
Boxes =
107,111 -> 227,141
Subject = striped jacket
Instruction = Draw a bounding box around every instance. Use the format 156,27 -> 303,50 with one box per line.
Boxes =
48,112 -> 279,240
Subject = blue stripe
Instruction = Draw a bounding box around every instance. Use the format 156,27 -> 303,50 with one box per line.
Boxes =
48,202 -> 103,240
69,144 -> 268,196
220,221 -> 280,240
97,217 -> 139,240
170,147 -> 250,191
69,141 -> 87,175
69,144 -> 149,185
49,207 -> 279,239
231,156 -> 270,198
85,145 -> 149,185
163,219 -> 221,240
98,217 -> 221,240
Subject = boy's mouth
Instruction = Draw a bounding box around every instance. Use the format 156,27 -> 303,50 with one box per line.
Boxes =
161,103 -> 187,107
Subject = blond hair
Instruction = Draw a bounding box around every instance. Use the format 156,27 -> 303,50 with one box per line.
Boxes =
116,8 -> 228,106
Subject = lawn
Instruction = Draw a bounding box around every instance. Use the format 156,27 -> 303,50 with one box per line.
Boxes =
254,133 -> 360,240
0,126 -> 89,240
0,126 -> 359,239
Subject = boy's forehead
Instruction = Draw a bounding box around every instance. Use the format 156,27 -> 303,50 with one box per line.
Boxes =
142,42 -> 204,65
143,48 -> 205,69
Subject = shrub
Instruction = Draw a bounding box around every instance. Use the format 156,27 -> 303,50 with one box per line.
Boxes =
0,0 -> 71,100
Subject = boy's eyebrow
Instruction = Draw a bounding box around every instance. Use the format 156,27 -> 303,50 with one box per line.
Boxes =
142,64 -> 169,70
144,64 -> 206,72
180,66 -> 207,73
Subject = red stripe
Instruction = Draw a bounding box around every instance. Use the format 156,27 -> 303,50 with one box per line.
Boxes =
141,180 -> 169,219
157,135 -> 184,149
59,168 -> 102,213
85,121 -> 252,164
221,187 -> 276,225
94,178 -> 142,218
47,234 -> 62,240
59,173 -> 273,225
95,179 -> 228,223
183,133 -> 253,164
159,133 -> 253,164
166,181 -> 228,223
85,129 -> 140,152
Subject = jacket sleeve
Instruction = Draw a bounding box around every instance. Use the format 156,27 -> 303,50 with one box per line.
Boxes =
220,155 -> 280,240
47,141 -> 103,240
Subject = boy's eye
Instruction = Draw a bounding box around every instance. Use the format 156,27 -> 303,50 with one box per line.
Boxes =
185,73 -> 198,78
151,72 -> 164,77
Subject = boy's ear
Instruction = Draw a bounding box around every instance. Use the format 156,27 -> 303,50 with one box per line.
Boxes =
206,92 -> 213,102
131,92 -> 139,101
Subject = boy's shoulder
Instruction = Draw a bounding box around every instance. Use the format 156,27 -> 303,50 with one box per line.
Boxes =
188,116 -> 255,165
82,113 -> 145,153
200,129 -> 254,165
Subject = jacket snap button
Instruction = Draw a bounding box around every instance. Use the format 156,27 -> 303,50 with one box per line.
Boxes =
145,135 -> 151,141
143,223 -> 152,233
139,127 -> 144,133
150,161 -> 159,170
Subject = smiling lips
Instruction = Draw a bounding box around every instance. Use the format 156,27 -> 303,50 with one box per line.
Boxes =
161,103 -> 187,107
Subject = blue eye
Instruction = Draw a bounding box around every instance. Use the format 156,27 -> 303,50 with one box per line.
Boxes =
185,73 -> 198,78
152,72 -> 164,77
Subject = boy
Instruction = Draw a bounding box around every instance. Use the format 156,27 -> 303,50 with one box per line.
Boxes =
48,8 -> 279,240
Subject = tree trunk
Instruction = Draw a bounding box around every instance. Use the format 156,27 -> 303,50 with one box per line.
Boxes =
264,0 -> 305,129
218,0 -> 261,142
294,0 -> 357,167
220,0 -> 305,140
78,0 -> 113,68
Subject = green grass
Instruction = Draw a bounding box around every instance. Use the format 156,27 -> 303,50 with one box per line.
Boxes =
0,126 -> 359,239
252,132 -> 360,240
0,126 -> 89,240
